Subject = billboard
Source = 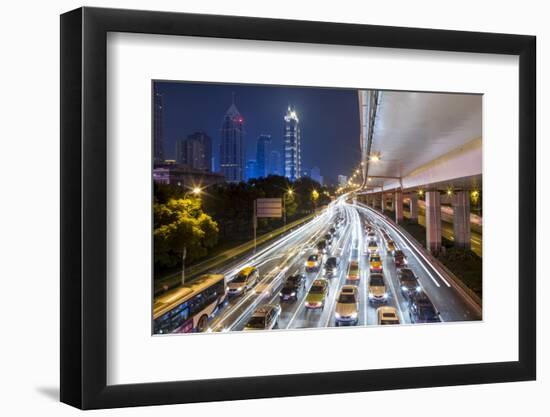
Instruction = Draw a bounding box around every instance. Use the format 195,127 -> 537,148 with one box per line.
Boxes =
256,198 -> 282,218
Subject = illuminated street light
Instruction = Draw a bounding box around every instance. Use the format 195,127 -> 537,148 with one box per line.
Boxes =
192,186 -> 202,195
370,154 -> 380,162
311,189 -> 319,200
418,189 -> 424,196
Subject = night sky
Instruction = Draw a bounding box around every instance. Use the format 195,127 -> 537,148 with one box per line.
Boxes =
154,81 -> 361,185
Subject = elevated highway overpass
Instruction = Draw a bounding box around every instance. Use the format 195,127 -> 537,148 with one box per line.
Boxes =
356,90 -> 482,254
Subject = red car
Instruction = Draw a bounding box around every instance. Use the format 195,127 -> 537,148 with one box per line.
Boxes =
393,250 -> 407,268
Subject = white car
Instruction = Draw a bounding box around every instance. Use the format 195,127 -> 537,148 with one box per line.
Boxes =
227,266 -> 259,297
244,304 -> 281,331
377,306 -> 400,325
335,285 -> 359,326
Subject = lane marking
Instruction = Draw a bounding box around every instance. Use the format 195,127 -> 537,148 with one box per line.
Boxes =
356,204 -> 449,288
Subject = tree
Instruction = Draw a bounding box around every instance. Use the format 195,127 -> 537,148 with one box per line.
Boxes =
153,197 -> 219,269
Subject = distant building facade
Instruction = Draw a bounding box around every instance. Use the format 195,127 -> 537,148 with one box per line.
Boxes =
269,150 -> 282,176
310,166 -> 323,185
220,99 -> 245,183
175,131 -> 212,171
245,160 -> 258,181
153,90 -> 164,165
153,163 -> 224,188
284,106 -> 301,182
255,134 -> 272,178
338,175 -> 348,187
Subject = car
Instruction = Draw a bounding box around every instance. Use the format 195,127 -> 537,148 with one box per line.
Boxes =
367,231 -> 377,241
368,273 -> 388,303
324,233 -> 333,244
386,240 -> 396,254
305,279 -> 330,309
316,240 -> 327,254
279,274 -> 306,301
347,260 -> 360,282
305,254 -> 322,272
398,268 -> 417,281
365,225 -> 373,234
329,227 -> 336,235
393,250 -> 407,267
324,256 -> 339,278
369,253 -> 383,272
227,266 -> 259,296
367,240 -> 379,254
377,306 -> 400,325
244,304 -> 282,330
398,270 -> 422,298
335,285 -> 359,326
408,292 -> 441,323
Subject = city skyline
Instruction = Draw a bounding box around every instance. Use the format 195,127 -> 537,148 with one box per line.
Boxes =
153,81 -> 360,185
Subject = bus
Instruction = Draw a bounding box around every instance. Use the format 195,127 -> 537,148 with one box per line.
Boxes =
153,274 -> 227,334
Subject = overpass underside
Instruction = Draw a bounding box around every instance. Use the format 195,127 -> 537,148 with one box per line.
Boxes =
357,89 -> 482,255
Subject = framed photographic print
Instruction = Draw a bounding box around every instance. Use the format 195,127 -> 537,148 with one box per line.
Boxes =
60,6 -> 536,410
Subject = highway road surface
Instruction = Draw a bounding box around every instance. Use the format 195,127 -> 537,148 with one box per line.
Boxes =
155,197 -> 482,334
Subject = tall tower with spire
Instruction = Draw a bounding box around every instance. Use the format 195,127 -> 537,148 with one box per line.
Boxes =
284,105 -> 301,181
220,95 -> 245,183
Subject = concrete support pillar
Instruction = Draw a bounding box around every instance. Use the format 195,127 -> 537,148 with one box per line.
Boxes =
425,191 -> 442,254
376,193 -> 383,211
395,191 -> 404,223
453,191 -> 471,250
409,194 -> 418,223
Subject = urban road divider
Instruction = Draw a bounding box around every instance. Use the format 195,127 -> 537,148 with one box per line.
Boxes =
355,202 -> 482,318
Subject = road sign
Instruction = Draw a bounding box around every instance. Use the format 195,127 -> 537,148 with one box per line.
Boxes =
256,198 -> 282,218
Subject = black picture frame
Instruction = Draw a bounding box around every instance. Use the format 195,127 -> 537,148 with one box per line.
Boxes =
60,6 -> 536,410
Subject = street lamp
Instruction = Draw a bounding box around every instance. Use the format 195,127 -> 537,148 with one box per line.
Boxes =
192,186 -> 202,196
283,188 -> 294,231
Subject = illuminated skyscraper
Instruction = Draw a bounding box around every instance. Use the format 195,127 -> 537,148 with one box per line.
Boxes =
284,106 -> 301,181
220,97 -> 245,183
153,89 -> 164,165
255,134 -> 272,178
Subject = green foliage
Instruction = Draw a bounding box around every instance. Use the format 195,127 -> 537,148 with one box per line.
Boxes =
437,247 -> 483,297
153,197 -> 219,269
201,175 -> 331,240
